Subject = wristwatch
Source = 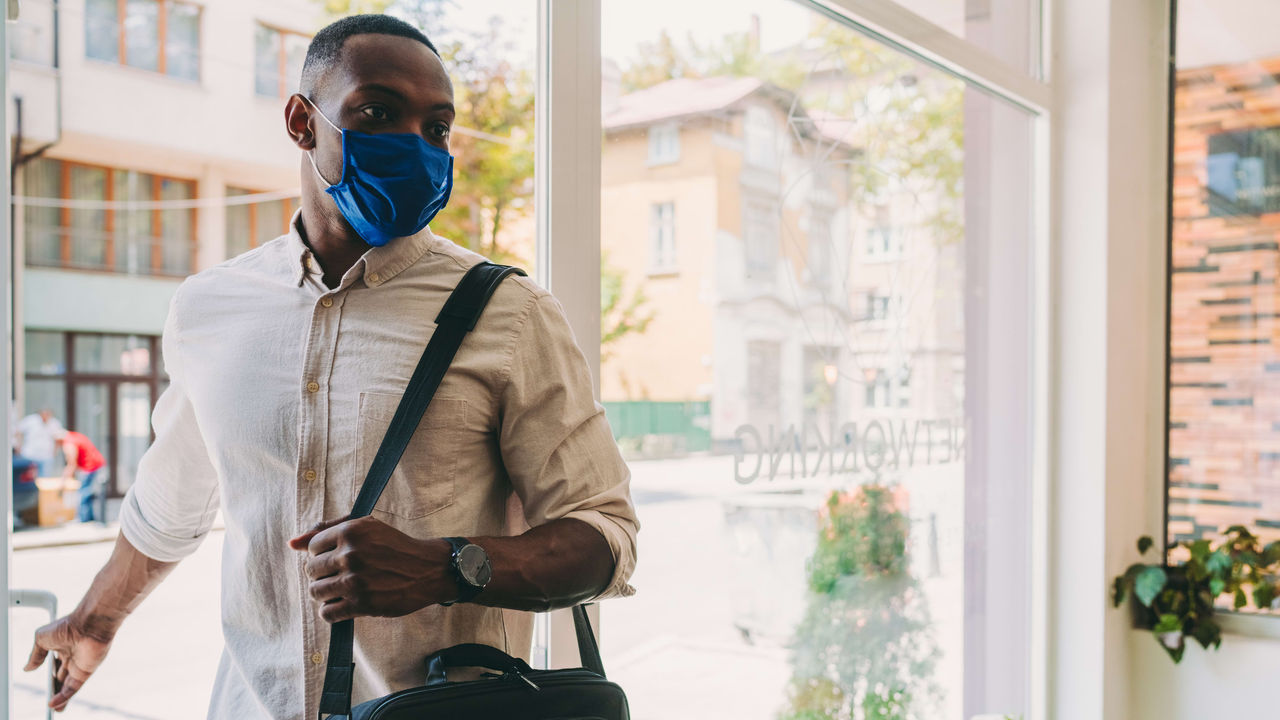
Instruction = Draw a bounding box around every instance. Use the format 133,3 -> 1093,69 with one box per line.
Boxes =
442,537 -> 491,606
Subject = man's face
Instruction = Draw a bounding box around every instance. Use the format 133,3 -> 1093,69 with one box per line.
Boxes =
39,410 -> 52,423
306,34 -> 455,187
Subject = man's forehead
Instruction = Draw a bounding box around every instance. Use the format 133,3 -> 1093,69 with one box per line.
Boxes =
328,33 -> 451,98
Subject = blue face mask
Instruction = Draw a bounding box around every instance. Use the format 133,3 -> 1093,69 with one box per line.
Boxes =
307,99 -> 454,247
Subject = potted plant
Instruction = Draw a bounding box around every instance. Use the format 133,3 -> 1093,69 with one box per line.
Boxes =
1112,526 -> 1280,662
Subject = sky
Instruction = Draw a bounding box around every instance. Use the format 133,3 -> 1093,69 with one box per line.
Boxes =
438,0 -> 816,68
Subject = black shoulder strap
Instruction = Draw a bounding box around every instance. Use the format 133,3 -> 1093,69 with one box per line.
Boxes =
318,262 -> 523,718
317,262 -> 608,718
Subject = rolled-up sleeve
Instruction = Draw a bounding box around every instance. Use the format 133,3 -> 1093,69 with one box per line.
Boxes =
498,291 -> 638,599
118,286 -> 221,563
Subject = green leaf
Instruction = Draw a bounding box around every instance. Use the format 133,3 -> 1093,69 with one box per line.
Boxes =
1253,583 -> 1277,610
1135,567 -> 1168,607
1235,588 -> 1248,609
1209,577 -> 1226,597
1191,618 -> 1221,650
1153,614 -> 1182,633
1226,525 -> 1253,537
1111,575 -> 1126,608
1263,541 -> 1280,566
1207,551 -> 1233,577
1189,539 -> 1211,564
1138,536 -> 1155,555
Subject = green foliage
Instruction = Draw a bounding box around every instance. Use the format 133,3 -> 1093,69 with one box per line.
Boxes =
600,253 -> 655,362
1112,527 -> 1280,663
781,486 -> 939,720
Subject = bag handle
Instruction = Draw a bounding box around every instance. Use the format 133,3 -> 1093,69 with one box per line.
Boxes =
424,643 -> 535,687
318,262 -> 522,718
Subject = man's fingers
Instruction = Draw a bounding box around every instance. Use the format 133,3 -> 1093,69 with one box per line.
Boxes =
288,515 -> 349,551
50,673 -> 84,712
318,598 -> 356,624
25,639 -> 49,672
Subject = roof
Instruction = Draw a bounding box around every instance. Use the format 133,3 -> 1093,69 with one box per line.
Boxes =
602,76 -> 767,130
602,75 -> 857,152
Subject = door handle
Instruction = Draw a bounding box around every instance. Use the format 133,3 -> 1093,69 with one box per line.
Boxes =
10,589 -> 57,720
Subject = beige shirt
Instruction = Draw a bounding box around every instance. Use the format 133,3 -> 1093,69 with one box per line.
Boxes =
118,215 -> 638,720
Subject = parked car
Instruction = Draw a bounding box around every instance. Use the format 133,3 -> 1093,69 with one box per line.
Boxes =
12,454 -> 39,526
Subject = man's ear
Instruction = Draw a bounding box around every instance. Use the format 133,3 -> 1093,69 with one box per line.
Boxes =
285,94 -> 316,151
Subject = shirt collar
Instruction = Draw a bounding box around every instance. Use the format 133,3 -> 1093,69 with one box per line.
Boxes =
286,209 -> 437,291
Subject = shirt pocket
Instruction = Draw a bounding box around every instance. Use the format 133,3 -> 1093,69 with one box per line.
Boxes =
354,391 -> 467,521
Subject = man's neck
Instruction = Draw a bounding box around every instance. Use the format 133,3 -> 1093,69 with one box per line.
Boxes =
298,203 -> 368,290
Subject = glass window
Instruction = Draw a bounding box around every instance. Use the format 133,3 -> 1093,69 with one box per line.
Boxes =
647,122 -> 680,164
856,0 -> 1039,76
74,334 -> 152,376
85,0 -> 120,62
114,169 -> 156,274
744,105 -> 778,169
22,379 -> 66,427
159,178 -> 195,275
1166,0 -> 1280,585
124,0 -> 160,72
67,164 -> 109,270
10,0 -> 56,65
165,1 -> 201,82
649,201 -> 676,271
88,0 -> 200,79
25,331 -> 65,376
600,2 -> 1037,717
23,158 -> 62,268
225,187 -> 297,260
256,24 -> 310,98
226,188 -> 253,258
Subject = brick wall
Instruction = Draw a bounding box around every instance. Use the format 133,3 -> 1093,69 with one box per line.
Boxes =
1168,57 -> 1280,545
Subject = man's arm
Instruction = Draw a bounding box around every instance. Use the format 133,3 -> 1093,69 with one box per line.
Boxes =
25,535 -> 178,711
290,515 -> 612,621
60,441 -> 76,480
293,287 -> 636,622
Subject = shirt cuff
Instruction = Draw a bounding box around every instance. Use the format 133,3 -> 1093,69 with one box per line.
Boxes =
118,487 -> 211,563
563,509 -> 637,600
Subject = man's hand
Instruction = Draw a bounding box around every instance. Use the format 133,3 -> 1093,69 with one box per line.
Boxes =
25,615 -> 114,712
289,516 -> 454,623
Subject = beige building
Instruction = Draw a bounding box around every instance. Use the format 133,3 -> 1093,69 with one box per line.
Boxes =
9,0 -> 318,495
600,74 -> 964,455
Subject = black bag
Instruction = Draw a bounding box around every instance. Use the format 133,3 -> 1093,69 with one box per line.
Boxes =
318,262 -> 630,720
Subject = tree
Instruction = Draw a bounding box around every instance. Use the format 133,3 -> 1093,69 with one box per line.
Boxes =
601,252 -> 654,363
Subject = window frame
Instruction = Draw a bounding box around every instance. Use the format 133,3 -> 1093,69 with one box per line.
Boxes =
647,201 -> 676,274
254,22 -> 312,99
86,0 -> 204,82
225,186 -> 298,258
646,122 -> 681,166
23,158 -> 198,277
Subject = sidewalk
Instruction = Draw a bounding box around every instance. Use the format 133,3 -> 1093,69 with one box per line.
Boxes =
12,499 -> 224,551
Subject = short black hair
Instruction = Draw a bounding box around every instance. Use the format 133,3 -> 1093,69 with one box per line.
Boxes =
300,14 -> 439,97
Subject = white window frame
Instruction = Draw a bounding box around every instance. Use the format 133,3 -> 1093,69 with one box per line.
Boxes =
648,201 -> 676,273
744,104 -> 778,169
647,122 -> 680,165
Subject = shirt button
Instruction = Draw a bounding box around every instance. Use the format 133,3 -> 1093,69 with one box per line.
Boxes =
306,381 -> 320,393
304,469 -> 317,482
320,297 -> 334,308
368,272 -> 381,284
311,652 -> 324,665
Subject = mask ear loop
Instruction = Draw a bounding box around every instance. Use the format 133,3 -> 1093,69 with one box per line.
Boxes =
303,97 -> 342,187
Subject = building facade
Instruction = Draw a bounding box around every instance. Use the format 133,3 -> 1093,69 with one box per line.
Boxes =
9,0 -> 316,494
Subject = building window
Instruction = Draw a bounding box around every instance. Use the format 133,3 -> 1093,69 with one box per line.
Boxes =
647,123 -> 680,165
255,23 -> 310,98
864,291 -> 896,321
743,199 -> 779,280
23,331 -> 167,497
745,105 -> 778,169
225,188 -> 298,259
85,0 -> 202,81
864,368 -> 892,409
746,340 -> 782,429
808,214 -> 833,288
22,158 -> 197,276
11,0 -> 56,65
649,201 -> 676,272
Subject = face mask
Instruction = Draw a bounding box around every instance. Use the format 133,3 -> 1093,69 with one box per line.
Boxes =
306,99 -> 454,247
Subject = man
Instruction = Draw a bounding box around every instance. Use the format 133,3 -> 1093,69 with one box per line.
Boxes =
57,429 -> 106,523
25,15 -> 637,719
15,408 -> 65,477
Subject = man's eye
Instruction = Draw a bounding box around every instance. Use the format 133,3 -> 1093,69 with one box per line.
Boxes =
429,123 -> 451,139
361,106 -> 391,121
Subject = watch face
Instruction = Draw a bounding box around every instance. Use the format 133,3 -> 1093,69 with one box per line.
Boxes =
456,544 -> 491,588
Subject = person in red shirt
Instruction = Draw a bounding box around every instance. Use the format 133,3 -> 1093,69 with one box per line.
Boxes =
57,430 -> 106,523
